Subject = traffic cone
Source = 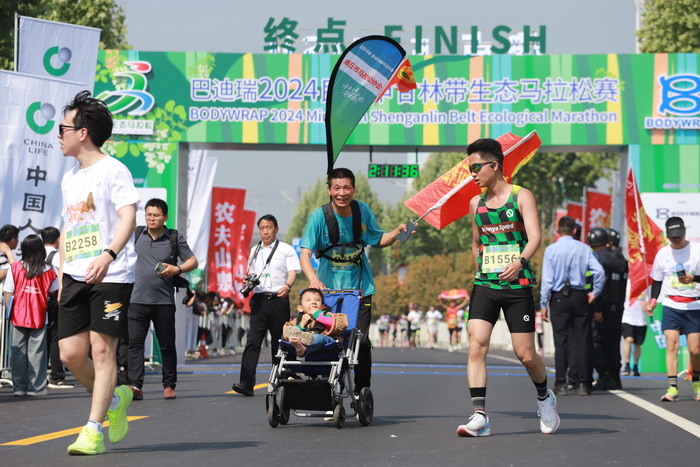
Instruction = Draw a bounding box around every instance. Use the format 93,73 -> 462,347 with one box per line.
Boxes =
199,332 -> 209,359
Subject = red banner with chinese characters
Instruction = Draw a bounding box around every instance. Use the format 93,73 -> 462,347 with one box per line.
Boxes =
231,210 -> 257,312
584,189 -> 612,235
626,170 -> 666,305
207,187 -> 246,298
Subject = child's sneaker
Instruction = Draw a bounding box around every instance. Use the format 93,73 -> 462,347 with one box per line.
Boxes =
67,426 -> 105,455
692,381 -> 700,402
456,411 -> 491,437
660,386 -> 679,402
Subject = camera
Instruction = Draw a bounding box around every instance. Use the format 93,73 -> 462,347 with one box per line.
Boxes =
240,274 -> 260,298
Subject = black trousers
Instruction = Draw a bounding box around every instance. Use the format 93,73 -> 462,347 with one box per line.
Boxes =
238,294 -> 290,388
593,303 -> 624,375
549,290 -> 592,385
355,295 -> 373,391
127,303 -> 178,389
46,299 -> 65,381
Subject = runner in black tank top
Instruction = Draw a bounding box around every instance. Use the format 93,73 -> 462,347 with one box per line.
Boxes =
456,137 -> 560,438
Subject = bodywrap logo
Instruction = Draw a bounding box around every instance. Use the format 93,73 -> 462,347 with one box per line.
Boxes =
96,61 -> 155,116
658,74 -> 700,116
26,102 -> 56,135
43,46 -> 71,77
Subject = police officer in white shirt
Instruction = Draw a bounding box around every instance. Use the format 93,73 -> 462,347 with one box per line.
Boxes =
232,214 -> 301,396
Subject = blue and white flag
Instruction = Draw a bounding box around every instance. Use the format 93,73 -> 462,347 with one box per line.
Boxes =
17,16 -> 101,91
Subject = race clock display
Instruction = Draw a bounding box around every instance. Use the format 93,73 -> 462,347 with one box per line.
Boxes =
368,164 -> 419,178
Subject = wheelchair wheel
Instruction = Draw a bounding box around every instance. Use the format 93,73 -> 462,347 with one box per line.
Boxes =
357,387 -> 374,426
333,403 -> 345,429
267,394 -> 279,428
277,387 -> 290,425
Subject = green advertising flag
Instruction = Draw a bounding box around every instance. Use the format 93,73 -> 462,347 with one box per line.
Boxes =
325,36 -> 406,174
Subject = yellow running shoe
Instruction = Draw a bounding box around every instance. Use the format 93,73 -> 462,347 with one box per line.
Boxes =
692,381 -> 700,402
67,426 -> 105,455
107,385 -> 133,443
660,386 -> 679,402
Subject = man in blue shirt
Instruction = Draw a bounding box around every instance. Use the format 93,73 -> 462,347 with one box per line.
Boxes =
300,168 -> 407,394
540,216 -> 604,395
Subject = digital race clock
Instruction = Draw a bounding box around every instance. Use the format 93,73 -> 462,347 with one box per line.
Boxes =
368,164 -> 419,178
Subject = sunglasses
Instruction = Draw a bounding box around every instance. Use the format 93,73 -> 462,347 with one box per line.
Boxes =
469,161 -> 496,174
58,124 -> 82,136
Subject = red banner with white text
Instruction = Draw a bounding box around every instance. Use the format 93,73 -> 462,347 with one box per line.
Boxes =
231,210 -> 257,312
584,189 -> 612,235
207,187 -> 246,298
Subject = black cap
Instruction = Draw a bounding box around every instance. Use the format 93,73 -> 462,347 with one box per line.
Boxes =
665,217 -> 686,238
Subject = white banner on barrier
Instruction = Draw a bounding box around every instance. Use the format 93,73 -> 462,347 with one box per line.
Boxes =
0,71 -> 84,237
17,16 -> 100,91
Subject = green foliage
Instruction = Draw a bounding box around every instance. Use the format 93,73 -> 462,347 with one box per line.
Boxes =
513,152 -> 619,230
637,0 -> 700,53
1,0 -> 129,71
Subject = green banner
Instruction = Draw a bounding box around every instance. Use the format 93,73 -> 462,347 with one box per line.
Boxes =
95,51 -> 700,148
102,140 -> 180,224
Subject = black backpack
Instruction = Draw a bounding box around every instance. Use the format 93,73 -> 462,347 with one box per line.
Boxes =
314,200 -> 363,266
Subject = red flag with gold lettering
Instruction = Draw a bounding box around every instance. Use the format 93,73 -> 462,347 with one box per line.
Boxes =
404,131 -> 541,229
626,169 -> 666,305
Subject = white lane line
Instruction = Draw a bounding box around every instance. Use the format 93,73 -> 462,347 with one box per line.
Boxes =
610,390 -> 700,439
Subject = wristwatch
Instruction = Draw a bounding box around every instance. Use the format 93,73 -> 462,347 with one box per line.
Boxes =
103,248 -> 117,260
518,256 -> 528,268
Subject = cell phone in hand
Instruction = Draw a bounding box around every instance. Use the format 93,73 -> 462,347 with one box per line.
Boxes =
155,262 -> 167,273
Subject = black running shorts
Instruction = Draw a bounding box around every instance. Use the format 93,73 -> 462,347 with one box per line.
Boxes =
468,284 -> 535,333
621,323 -> 647,345
58,274 -> 133,339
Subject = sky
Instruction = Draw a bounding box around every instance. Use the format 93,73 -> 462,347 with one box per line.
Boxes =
118,0 -> 640,235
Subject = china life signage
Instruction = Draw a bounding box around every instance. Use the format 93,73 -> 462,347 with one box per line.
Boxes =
95,51 -> 699,148
263,17 -> 546,55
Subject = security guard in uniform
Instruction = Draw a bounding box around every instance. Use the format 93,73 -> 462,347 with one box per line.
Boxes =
588,227 -> 628,390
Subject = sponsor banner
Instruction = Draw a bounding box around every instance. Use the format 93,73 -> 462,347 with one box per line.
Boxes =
640,192 -> 700,244
584,189 -> 612,234
0,71 -> 84,237
102,140 -> 180,223
93,51 -> 700,147
207,188 -> 246,298
18,16 -> 100,91
187,152 -> 217,267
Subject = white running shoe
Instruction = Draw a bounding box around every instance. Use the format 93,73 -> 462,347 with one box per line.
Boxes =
456,411 -> 491,437
537,389 -> 560,434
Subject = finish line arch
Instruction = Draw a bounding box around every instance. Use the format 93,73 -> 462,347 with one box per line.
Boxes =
96,51 -> 700,372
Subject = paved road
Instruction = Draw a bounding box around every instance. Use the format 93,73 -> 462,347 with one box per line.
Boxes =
1,346 -> 698,466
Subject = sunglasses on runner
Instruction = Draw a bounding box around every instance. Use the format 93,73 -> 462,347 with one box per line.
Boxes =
468,161 -> 496,174
58,124 -> 82,136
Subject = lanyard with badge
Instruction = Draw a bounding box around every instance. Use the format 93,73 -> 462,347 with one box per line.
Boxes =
246,240 -> 279,287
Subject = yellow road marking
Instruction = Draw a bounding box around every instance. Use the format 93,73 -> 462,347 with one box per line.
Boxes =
2,416 -> 148,446
225,383 -> 267,394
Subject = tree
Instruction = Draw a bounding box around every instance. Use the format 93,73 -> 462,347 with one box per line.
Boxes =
0,0 -> 129,71
637,0 -> 700,53
514,151 -> 619,231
